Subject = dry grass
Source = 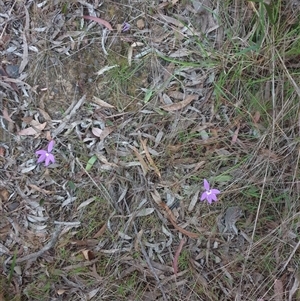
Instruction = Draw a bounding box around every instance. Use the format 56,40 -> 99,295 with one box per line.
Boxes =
0,0 -> 300,300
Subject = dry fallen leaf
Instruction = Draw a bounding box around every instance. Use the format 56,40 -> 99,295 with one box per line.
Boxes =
274,279 -> 283,301
0,147 -> 5,156
82,15 -> 113,31
128,145 -> 149,175
92,96 -> 115,108
253,111 -> 261,123
140,138 -> 161,178
99,127 -> 114,140
18,127 -> 39,136
92,127 -> 103,137
28,184 -> 53,194
161,94 -> 198,111
93,223 -> 107,238
137,19 -> 145,29
82,249 -> 95,261
18,121 -> 46,136
231,123 -> 240,144
173,238 -> 186,275
2,107 -> 14,123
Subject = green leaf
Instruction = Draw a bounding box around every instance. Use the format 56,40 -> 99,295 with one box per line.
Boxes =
86,155 -> 97,171
144,88 -> 153,103
214,175 -> 232,183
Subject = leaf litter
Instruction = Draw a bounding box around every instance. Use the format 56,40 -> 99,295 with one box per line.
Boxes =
0,0 -> 299,300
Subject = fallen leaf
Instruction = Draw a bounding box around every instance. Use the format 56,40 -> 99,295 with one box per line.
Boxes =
161,94 -> 198,111
99,127 -> 114,140
77,197 -> 97,210
19,5 -> 29,73
87,288 -> 100,300
169,49 -> 191,58
92,127 -> 103,137
0,147 -> 5,156
135,208 -> 155,217
18,127 -> 39,136
253,111 -> 261,123
18,121 -> 47,136
231,123 -> 240,144
82,15 -> 113,31
82,249 -> 95,261
137,19 -> 145,29
188,190 -> 200,212
28,184 -> 53,194
140,138 -> 161,178
95,65 -> 118,76
274,279 -> 283,301
38,108 -> 52,121
86,155 -> 97,171
93,223 -> 107,238
128,145 -> 149,175
57,289 -> 66,295
151,190 -> 199,239
2,107 -> 14,123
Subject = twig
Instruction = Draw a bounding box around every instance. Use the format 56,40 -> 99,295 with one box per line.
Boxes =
173,237 -> 186,276
101,28 -> 108,55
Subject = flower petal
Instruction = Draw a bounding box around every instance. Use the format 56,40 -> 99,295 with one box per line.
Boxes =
211,189 -> 220,195
207,195 -> 213,204
48,154 -> 55,164
211,194 -> 217,201
200,192 -> 207,201
203,179 -> 210,191
44,155 -> 50,166
35,150 -> 47,155
37,153 -> 46,163
47,140 -> 54,153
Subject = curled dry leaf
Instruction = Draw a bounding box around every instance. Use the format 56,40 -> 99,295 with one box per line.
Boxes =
173,237 -> 186,276
161,94 -> 198,111
28,184 -> 53,194
140,138 -> 161,178
82,249 -> 95,261
82,15 -> 113,31
92,96 -> 115,108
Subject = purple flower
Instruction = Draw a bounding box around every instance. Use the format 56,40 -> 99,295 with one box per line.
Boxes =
122,22 -> 131,32
200,179 -> 220,204
35,140 -> 55,166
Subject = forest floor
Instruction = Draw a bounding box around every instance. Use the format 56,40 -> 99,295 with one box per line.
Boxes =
0,1 -> 300,300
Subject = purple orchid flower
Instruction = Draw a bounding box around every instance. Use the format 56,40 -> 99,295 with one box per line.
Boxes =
35,140 -> 55,166
122,22 -> 131,32
200,179 -> 220,204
